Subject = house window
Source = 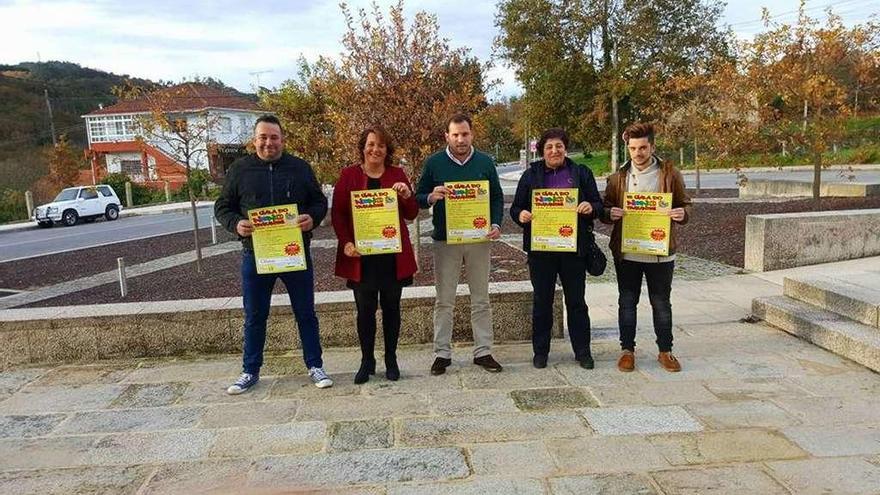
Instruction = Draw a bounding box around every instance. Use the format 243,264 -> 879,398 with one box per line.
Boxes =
218,117 -> 232,133
239,116 -> 249,134
120,159 -> 142,177
88,115 -> 136,143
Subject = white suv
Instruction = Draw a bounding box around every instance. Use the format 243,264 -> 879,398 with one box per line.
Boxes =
33,185 -> 123,227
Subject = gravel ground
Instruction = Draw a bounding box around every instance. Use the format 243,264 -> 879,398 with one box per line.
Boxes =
0,227 -> 238,291
23,241 -> 530,307
595,195 -> 880,267
7,191 -> 880,307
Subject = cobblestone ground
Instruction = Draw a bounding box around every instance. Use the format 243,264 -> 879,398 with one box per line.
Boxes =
1,274 -> 880,493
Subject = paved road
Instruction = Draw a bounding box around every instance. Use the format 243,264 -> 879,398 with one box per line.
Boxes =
0,207 -> 217,263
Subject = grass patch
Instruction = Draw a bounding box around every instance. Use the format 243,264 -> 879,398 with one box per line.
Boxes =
570,151 -> 611,176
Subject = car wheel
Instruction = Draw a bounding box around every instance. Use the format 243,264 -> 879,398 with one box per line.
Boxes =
105,204 -> 119,221
37,220 -> 53,228
62,209 -> 79,226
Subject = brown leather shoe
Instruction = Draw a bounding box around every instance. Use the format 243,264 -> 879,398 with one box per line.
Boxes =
658,352 -> 682,372
617,350 -> 635,372
473,354 -> 503,372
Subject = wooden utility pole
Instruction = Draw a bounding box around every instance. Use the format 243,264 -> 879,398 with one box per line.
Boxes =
44,89 -> 57,146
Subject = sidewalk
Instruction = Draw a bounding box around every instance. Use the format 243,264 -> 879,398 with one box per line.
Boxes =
1,260 -> 879,493
0,201 -> 214,234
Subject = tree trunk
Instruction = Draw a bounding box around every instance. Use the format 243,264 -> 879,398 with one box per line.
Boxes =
812,151 -> 822,201
694,137 -> 700,195
185,165 -> 203,273
611,94 -> 619,171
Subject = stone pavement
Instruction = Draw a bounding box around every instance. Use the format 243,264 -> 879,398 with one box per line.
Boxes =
2,261 -> 880,494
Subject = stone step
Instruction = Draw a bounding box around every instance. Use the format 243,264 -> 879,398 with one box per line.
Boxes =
752,295 -> 880,373
783,275 -> 880,328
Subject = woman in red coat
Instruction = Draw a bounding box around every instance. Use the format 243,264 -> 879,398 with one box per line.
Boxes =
332,125 -> 419,384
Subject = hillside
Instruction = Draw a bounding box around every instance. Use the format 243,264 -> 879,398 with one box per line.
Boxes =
0,61 -> 251,193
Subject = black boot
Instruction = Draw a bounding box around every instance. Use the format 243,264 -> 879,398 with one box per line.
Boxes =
354,359 -> 376,384
385,353 -> 400,381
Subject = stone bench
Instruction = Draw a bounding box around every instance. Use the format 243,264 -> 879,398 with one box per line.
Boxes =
744,209 -> 880,272
739,179 -> 880,199
0,282 -> 561,368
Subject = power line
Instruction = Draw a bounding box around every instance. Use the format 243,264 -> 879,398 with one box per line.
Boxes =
728,0 -> 874,27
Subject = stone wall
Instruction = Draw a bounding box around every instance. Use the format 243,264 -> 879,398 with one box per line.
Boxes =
744,209 -> 880,272
739,179 -> 880,199
0,282 -> 561,368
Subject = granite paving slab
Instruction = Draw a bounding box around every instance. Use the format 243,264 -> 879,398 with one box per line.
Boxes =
0,413 -> 66,438
548,474 -> 657,494
467,440 -> 557,477
397,412 -> 590,446
651,465 -> 789,495
0,465 -> 153,495
580,405 -> 703,436
648,430 -> 808,465
767,457 -> 880,495
781,424 -> 880,457
247,448 -> 470,488
55,406 -> 204,435
546,436 -> 671,474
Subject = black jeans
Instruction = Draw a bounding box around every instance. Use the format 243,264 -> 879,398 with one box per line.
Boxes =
615,259 -> 674,352
528,253 -> 592,360
352,285 -> 403,362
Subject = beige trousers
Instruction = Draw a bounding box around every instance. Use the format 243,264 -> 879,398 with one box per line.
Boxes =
432,241 -> 493,359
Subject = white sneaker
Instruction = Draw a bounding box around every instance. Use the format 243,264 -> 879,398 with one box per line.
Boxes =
226,372 -> 259,395
308,367 -> 333,388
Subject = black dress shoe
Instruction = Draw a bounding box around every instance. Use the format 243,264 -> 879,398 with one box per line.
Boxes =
533,355 -> 548,369
430,357 -> 452,375
578,355 -> 595,370
473,354 -> 503,372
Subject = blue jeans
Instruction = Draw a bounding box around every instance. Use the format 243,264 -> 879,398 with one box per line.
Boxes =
240,249 -> 323,374
615,259 -> 674,352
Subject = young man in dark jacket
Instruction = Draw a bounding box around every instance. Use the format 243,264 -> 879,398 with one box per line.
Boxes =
601,122 -> 692,373
510,128 -> 603,369
215,115 -> 331,393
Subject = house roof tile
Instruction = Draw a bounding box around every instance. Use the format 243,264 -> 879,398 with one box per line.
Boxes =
85,83 -> 262,116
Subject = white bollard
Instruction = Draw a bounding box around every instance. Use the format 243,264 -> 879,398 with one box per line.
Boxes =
211,216 -> 217,244
117,257 -> 127,298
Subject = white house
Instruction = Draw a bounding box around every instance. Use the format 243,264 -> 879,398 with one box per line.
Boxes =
82,83 -> 264,187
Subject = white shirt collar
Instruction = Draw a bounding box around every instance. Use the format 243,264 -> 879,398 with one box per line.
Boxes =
446,146 -> 474,166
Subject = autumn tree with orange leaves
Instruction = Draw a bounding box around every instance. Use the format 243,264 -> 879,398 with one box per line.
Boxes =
263,0 -> 489,256
740,2 -> 879,199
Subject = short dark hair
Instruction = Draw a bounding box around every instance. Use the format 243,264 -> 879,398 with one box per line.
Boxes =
446,113 -> 473,131
537,128 -> 569,157
254,114 -> 283,134
622,122 -> 655,144
358,125 -> 395,167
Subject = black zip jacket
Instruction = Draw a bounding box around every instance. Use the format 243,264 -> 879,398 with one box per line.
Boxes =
214,152 -> 328,251
509,157 -> 603,256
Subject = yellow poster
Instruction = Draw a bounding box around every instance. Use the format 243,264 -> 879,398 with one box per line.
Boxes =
351,188 -> 402,255
248,203 -> 307,274
531,188 -> 578,252
621,192 -> 672,256
444,180 -> 491,244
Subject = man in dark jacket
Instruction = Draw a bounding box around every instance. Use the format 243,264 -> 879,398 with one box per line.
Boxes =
215,115 -> 331,394
510,128 -> 603,369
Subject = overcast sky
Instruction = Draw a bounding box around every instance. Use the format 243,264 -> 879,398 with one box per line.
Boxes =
0,0 -> 876,98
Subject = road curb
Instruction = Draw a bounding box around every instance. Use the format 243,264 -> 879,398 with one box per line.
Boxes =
0,202 -> 215,234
